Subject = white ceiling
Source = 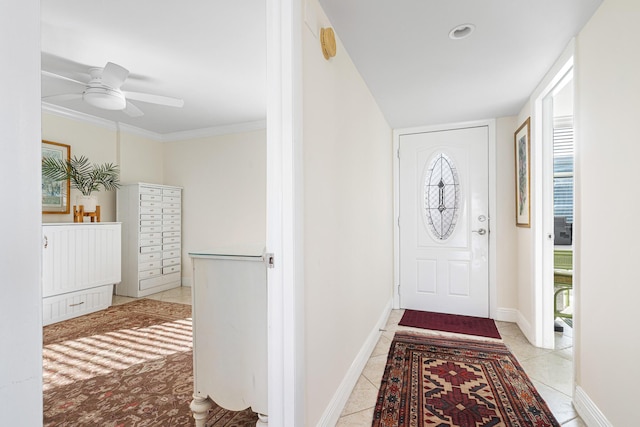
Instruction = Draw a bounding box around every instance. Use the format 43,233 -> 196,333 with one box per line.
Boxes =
41,0 -> 266,135
41,0 -> 602,136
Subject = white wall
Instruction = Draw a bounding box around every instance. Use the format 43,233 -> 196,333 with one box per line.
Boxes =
302,1 -> 394,424
163,130 -> 267,283
574,0 -> 640,423
0,0 -> 43,424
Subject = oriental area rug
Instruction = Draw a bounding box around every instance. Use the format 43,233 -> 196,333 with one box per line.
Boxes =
43,299 -> 257,427
398,310 -> 501,339
373,332 -> 560,427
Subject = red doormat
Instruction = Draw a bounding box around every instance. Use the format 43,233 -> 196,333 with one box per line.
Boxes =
373,332 -> 560,426
398,309 -> 501,339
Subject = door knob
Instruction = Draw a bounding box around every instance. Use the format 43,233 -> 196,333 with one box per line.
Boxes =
472,228 -> 487,236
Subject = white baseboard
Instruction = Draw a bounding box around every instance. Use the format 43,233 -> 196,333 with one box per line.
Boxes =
516,310 -> 534,344
316,298 -> 393,427
494,307 -> 518,323
574,386 -> 613,427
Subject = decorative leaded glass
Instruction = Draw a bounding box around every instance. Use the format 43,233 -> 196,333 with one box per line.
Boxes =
424,153 -> 460,240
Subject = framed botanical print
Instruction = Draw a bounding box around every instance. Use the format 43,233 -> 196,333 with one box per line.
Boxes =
42,140 -> 70,214
514,118 -> 531,227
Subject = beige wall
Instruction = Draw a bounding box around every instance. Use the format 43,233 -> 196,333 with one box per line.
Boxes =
302,1 -> 394,424
574,0 -> 639,422
495,116 -> 519,314
42,113 -> 119,222
119,132 -> 164,185
162,130 -> 267,283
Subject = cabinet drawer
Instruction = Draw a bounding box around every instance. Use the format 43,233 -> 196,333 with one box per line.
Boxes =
140,200 -> 162,208
140,220 -> 162,227
163,265 -> 181,275
163,249 -> 180,259
140,214 -> 162,221
163,202 -> 180,209
163,208 -> 180,215
163,243 -> 180,251
140,226 -> 162,233
163,224 -> 180,232
139,268 -> 162,279
163,196 -> 180,204
139,271 -> 181,291
162,257 -> 180,267
140,207 -> 162,215
139,252 -> 161,262
140,238 -> 161,247
139,260 -> 162,271
163,231 -> 180,238
140,194 -> 162,202
163,188 -> 181,197
140,186 -> 161,195
163,219 -> 180,226
140,245 -> 162,254
42,284 -> 113,326
163,236 -> 180,244
164,214 -> 180,221
140,232 -> 161,240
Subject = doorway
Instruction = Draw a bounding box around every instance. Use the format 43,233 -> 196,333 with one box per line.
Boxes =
394,120 -> 497,317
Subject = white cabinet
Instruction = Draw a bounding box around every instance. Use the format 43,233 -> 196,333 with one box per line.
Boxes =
189,247 -> 268,426
42,223 -> 121,325
116,183 -> 182,297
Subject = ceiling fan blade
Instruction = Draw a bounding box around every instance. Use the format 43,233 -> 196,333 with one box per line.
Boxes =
102,62 -> 129,88
41,70 -> 86,86
123,101 -> 144,117
42,93 -> 83,102
123,91 -> 184,108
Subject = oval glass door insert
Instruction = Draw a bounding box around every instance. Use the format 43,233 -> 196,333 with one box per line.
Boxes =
424,152 -> 460,240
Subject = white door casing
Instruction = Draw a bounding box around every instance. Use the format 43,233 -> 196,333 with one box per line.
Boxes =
399,126 -> 490,317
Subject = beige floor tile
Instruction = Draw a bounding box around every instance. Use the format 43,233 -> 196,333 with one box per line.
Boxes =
370,334 -> 392,358
532,379 -> 577,424
112,295 -> 136,306
519,352 -> 574,396
336,406 -> 375,426
361,353 -> 388,387
561,417 -> 587,427
503,334 -> 554,361
341,375 -> 379,417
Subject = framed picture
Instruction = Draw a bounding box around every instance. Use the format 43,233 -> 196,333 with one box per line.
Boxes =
42,140 -> 71,214
514,118 -> 531,227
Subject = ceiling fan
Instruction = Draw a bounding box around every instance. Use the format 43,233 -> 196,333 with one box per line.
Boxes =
42,61 -> 184,117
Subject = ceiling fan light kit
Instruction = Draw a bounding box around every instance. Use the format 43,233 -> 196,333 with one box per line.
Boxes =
43,61 -> 184,117
83,86 -> 126,110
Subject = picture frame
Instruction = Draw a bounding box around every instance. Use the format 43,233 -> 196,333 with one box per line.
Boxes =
42,140 -> 71,214
514,118 -> 531,227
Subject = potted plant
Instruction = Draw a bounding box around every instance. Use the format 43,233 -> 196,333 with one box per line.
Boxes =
42,155 -> 120,213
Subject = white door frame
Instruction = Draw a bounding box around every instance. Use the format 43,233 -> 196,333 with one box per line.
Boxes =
531,41 -> 574,349
266,0 -> 304,425
393,119 -> 497,317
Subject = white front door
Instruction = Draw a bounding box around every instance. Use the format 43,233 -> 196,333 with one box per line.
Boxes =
399,126 -> 489,317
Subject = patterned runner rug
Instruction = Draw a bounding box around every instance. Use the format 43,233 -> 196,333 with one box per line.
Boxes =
373,332 -> 560,427
43,299 -> 257,426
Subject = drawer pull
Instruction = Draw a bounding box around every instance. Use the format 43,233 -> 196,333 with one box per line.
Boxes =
69,301 -> 85,307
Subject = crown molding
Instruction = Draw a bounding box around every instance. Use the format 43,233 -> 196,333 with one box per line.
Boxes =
159,120 -> 267,142
41,102 -> 266,142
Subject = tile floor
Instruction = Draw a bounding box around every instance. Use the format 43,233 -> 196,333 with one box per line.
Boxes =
114,288 -> 582,426
337,310 -> 583,426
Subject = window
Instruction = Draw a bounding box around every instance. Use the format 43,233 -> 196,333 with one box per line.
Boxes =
553,116 -> 574,224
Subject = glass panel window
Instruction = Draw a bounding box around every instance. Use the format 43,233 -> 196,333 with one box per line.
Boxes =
424,152 -> 460,240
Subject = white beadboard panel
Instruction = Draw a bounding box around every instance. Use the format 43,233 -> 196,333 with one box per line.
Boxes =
42,284 -> 113,326
42,223 -> 121,298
